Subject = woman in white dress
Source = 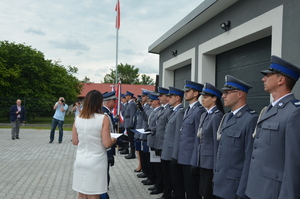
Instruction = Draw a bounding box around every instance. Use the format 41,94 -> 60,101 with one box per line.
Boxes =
72,90 -> 117,199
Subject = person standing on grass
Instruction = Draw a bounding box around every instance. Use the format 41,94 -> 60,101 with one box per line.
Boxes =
49,97 -> 68,144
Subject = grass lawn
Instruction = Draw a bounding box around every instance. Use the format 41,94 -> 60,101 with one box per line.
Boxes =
0,114 -> 74,131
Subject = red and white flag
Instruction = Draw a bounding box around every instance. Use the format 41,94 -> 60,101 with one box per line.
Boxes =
113,81 -> 123,123
115,0 -> 120,29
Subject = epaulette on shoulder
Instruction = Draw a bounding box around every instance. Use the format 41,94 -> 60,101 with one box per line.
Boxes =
179,107 -> 185,112
214,110 -> 220,114
247,108 -> 257,114
292,99 -> 300,107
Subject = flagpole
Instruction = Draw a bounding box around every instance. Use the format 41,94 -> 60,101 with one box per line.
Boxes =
115,0 -> 120,85
115,28 -> 119,84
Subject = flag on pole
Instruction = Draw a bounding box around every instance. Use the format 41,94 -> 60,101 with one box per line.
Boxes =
115,0 -> 120,29
113,81 -> 123,123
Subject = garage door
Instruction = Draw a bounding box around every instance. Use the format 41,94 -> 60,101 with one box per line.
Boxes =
216,36 -> 271,113
174,64 -> 191,108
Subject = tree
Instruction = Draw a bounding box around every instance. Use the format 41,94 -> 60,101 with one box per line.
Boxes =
0,40 -> 83,121
102,63 -> 155,85
139,74 -> 155,85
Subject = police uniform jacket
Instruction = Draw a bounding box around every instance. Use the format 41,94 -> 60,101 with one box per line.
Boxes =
138,103 -> 152,141
102,106 -> 116,157
161,104 -> 184,161
190,106 -> 223,169
246,94 -> 300,199
147,106 -> 162,148
154,104 -> 173,150
123,100 -> 137,129
213,105 -> 258,199
178,101 -> 206,165
134,110 -> 143,140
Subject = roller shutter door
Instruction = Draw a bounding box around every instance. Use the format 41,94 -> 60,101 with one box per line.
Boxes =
216,36 -> 271,112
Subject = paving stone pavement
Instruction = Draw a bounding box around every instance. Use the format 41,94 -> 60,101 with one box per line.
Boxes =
0,128 -> 162,199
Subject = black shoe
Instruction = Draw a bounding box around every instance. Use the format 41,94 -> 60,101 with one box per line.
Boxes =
58,141 -> 62,144
12,137 -> 15,140
16,137 -> 19,139
125,153 -> 136,159
49,141 -> 53,143
134,168 -> 142,172
143,179 -> 155,185
148,186 -> 156,191
150,189 -> 163,195
120,149 -> 129,154
137,173 -> 148,178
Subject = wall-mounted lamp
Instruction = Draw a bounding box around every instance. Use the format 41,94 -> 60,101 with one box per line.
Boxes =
171,50 -> 177,57
220,21 -> 231,31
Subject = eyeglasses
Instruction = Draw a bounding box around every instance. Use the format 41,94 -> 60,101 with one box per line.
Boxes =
222,90 -> 239,96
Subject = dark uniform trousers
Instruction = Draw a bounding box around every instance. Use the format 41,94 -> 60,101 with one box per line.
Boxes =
161,159 -> 172,199
182,164 -> 201,199
154,161 -> 164,191
170,160 -> 185,199
148,149 -> 156,183
126,128 -> 135,152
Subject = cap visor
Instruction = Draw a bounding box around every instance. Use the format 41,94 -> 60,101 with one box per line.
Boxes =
260,69 -> 276,75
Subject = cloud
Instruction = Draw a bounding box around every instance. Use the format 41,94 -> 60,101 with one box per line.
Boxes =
24,27 -> 45,35
0,0 -> 203,83
49,39 -> 90,51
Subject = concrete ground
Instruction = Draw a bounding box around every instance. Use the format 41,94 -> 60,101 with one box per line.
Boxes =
0,128 -> 162,199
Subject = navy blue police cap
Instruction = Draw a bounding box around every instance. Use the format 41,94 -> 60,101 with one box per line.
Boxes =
125,91 -> 134,97
201,82 -> 223,99
121,93 -> 126,98
222,75 -> 252,93
167,87 -> 184,97
103,91 -> 117,101
141,89 -> 150,96
148,92 -> 159,101
157,87 -> 169,95
183,80 -> 204,92
261,55 -> 300,81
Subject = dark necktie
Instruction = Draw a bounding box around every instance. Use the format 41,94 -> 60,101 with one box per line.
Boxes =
227,112 -> 234,122
185,106 -> 190,116
267,104 -> 273,112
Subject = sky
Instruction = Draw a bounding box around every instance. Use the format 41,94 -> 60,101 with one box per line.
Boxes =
0,0 -> 204,83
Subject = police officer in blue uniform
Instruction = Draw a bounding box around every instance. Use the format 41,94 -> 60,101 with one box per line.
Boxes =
161,87 -> 185,199
190,83 -> 224,199
178,80 -> 206,199
144,93 -> 162,188
149,87 -> 173,196
246,56 -> 300,199
136,90 -> 153,179
102,91 -> 118,189
213,75 -> 258,199
123,91 -> 138,159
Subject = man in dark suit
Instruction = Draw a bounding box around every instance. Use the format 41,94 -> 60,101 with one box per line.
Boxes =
178,80 -> 206,199
213,75 -> 258,199
161,87 -> 185,199
123,91 -> 138,159
246,56 -> 300,199
9,99 -> 26,140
